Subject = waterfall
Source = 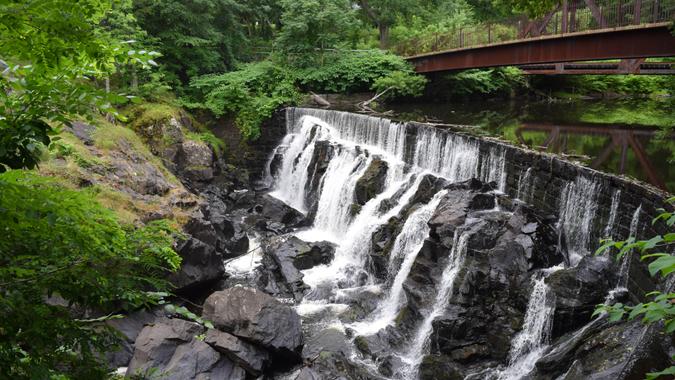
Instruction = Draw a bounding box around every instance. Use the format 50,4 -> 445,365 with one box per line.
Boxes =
618,204 -> 642,286
271,117 -> 332,213
401,231 -> 471,379
311,148 -> 371,240
603,190 -> 622,238
349,190 -> 448,336
481,145 -> 507,192
495,273 -> 558,380
517,168 -> 533,202
558,175 -> 601,266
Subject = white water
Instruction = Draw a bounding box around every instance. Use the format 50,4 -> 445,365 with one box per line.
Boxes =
401,231 -> 471,379
349,190 -> 448,335
517,168 -> 533,202
558,175 -> 601,266
618,204 -> 642,286
603,190 -> 622,238
496,275 -> 557,380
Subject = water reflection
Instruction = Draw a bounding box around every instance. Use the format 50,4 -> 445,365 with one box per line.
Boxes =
387,100 -> 674,192
516,122 -> 668,190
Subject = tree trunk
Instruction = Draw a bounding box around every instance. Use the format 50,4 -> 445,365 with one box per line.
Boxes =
379,24 -> 390,49
131,66 -> 138,92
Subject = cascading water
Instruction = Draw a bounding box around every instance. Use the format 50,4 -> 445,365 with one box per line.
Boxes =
618,204 -> 642,286
401,231 -> 472,379
263,108 -> 644,380
558,175 -> 601,266
604,190 -> 622,238
349,190 -> 448,335
494,271 -> 559,380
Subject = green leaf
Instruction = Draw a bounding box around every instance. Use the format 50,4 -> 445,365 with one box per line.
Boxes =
648,255 -> 675,277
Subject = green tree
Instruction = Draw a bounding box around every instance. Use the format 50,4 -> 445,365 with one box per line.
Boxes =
594,198 -> 675,380
276,0 -> 360,57
0,171 -> 181,379
0,0 -> 157,172
358,0 -> 419,48
133,0 -> 246,84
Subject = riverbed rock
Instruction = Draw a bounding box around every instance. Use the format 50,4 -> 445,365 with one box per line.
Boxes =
169,237 -> 224,292
248,194 -> 306,231
546,255 -> 617,337
202,287 -> 303,360
355,157 -> 388,205
178,139 -> 215,181
126,318 -> 246,380
204,328 -> 269,375
105,309 -> 160,368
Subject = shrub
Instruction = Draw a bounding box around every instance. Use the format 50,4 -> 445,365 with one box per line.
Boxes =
0,171 -> 181,379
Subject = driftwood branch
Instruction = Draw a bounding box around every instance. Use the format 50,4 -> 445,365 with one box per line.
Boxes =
309,92 -> 330,107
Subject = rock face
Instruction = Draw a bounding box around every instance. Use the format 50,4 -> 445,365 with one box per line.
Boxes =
178,139 -> 215,181
202,287 -> 303,359
126,318 -> 246,380
355,157 -> 388,205
169,237 -> 224,292
204,329 -> 269,375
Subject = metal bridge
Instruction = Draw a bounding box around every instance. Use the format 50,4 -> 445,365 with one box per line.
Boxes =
404,0 -> 675,74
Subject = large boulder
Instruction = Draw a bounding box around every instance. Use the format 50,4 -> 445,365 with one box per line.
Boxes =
355,157 -> 388,206
202,287 -> 303,359
169,237 -> 224,292
179,139 -> 215,181
204,329 -> 269,376
546,255 -> 617,337
105,309 -> 159,368
248,194 -> 306,231
106,139 -> 173,196
126,318 -> 245,380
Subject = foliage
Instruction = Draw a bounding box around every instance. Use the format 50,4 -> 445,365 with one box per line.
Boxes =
186,131 -> 227,156
189,52 -> 425,138
0,170 -> 181,379
276,0 -> 360,55
133,0 -> 245,84
372,70 -> 428,98
0,0 -> 158,172
553,75 -> 675,97
189,61 -> 301,140
296,50 -> 415,92
594,197 -> 675,379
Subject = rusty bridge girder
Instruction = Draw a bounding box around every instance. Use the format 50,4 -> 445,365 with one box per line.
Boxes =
407,23 -> 675,74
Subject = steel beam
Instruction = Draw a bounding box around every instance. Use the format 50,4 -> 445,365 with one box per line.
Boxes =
408,23 -> 675,73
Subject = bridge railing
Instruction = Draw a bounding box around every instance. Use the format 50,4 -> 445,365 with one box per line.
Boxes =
398,0 -> 674,57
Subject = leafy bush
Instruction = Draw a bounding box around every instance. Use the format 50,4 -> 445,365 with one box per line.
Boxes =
427,67 -> 526,100
189,61 -> 302,140
372,70 -> 428,99
0,170 -> 181,379
296,50 -> 414,93
189,52 -> 425,139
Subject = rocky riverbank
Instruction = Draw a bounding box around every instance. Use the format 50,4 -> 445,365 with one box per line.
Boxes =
65,106 -> 672,379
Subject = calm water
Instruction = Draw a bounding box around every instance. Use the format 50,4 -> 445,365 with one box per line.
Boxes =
388,99 -> 675,193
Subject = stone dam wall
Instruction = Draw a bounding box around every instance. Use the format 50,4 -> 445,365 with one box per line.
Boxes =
254,107 -> 672,298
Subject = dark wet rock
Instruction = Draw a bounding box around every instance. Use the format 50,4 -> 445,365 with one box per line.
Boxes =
293,240 -> 336,270
546,255 -> 616,337
369,217 -> 401,280
418,354 -> 464,380
301,328 -> 350,360
427,190 -> 474,247
248,194 -> 306,230
105,309 -> 160,368
306,351 -> 384,380
204,328 -> 269,375
305,140 -> 336,216
409,174 -> 447,206
355,157 -> 388,205
269,237 -> 312,299
126,318 -> 246,380
202,287 -> 303,360
535,319 -> 671,380
169,237 -> 224,292
469,193 -> 496,210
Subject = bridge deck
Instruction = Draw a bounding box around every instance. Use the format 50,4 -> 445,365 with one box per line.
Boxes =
407,23 -> 675,73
